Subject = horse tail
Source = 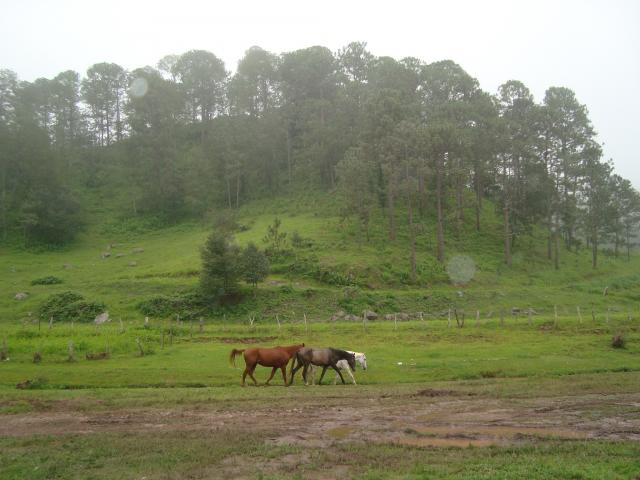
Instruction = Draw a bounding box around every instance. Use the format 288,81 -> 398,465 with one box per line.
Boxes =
289,352 -> 300,378
289,353 -> 296,377
229,348 -> 245,368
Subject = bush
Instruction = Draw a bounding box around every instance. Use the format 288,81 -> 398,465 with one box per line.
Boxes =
611,334 -> 625,349
31,276 -> 63,286
137,292 -> 206,319
38,291 -> 106,323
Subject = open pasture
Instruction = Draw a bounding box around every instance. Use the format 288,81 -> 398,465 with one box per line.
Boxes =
1,316 -> 639,479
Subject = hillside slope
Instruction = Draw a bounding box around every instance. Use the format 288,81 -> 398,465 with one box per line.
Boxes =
1,190 -> 639,324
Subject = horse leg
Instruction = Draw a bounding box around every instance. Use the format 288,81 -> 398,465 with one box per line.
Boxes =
264,366 -> 277,386
346,367 -> 357,385
247,365 -> 259,386
318,366 -> 329,385
280,366 -> 288,386
289,361 -> 303,386
302,364 -> 309,385
241,367 -> 249,387
332,369 -> 340,385
331,363 -> 346,384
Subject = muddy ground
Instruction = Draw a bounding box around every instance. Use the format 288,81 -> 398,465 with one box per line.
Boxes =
2,388 -> 638,448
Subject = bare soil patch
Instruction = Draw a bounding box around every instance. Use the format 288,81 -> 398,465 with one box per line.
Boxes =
1,389 -> 638,449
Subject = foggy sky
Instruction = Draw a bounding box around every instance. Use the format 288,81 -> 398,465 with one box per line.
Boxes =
1,0 -> 638,188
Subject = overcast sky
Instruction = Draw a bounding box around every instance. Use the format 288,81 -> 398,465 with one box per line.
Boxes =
1,0 -> 638,188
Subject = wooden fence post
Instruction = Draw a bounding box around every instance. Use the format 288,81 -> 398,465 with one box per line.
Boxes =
577,306 -> 583,324
476,310 -> 480,327
528,308 -> 532,326
394,313 -> 398,330
554,305 -> 558,328
447,308 -> 452,328
67,341 -> 74,362
276,314 -> 281,329
199,317 -> 204,333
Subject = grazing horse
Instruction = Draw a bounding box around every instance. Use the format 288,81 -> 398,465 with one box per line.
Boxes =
307,351 -> 367,385
289,347 -> 356,385
229,343 -> 304,386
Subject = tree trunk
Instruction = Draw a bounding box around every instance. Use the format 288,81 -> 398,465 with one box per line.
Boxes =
0,166 -> 6,241
547,212 -> 553,261
554,215 -> 560,270
387,172 -> 396,241
418,171 -> 426,218
456,164 -> 464,233
407,165 -> 416,282
235,175 -> 241,209
504,205 -> 512,266
116,88 -> 122,142
286,126 -> 292,184
435,154 -> 445,263
474,165 -> 482,232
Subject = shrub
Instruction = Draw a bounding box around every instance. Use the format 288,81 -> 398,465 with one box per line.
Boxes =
38,291 -> 106,323
611,334 -> 625,349
137,292 -> 206,319
31,276 -> 63,286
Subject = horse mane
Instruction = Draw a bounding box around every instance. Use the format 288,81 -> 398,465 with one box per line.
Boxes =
283,343 -> 305,354
330,348 -> 354,358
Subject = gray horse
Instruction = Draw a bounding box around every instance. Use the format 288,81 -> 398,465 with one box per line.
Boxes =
289,347 -> 356,385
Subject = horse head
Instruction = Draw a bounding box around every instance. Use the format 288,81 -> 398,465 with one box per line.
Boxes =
347,352 -> 356,371
357,353 -> 367,370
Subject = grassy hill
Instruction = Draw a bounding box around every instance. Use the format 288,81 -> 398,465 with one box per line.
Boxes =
1,187 -> 639,326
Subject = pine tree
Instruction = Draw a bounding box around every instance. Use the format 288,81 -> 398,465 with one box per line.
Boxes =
241,242 -> 269,288
200,232 -> 241,301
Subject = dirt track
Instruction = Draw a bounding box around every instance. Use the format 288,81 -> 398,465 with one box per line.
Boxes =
2,389 -> 639,448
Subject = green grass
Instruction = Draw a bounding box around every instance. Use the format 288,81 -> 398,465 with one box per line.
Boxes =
1,318 -> 638,479
1,192 -> 639,478
1,192 -> 638,325
0,317 -> 638,389
1,434 -> 638,479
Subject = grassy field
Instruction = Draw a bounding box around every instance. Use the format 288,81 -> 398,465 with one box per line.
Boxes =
1,317 -> 639,479
0,316 -> 639,390
1,193 -> 639,478
2,192 -> 639,326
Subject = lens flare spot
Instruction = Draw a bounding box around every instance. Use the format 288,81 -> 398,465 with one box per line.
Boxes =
446,255 -> 476,285
129,77 -> 148,98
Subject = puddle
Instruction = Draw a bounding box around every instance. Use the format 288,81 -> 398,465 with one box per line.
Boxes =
412,425 -> 587,440
327,426 -> 355,439
394,436 -> 495,448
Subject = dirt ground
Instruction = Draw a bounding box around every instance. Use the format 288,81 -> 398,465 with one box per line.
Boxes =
2,389 -> 639,448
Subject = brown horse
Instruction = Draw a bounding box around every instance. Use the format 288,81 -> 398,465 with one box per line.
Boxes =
229,343 -> 304,386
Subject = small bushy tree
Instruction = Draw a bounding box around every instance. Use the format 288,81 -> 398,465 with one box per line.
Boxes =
241,242 -> 269,288
200,231 -> 240,301
263,217 -> 287,257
